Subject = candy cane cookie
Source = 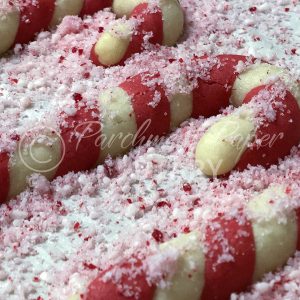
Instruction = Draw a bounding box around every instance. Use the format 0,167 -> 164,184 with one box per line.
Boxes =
0,71 -> 168,202
68,185 -> 300,300
0,101 -> 101,203
1,56 -> 299,203
0,0 -> 112,55
195,62 -> 300,176
90,0 -> 184,67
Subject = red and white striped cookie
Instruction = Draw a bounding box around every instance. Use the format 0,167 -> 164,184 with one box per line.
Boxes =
0,70 -> 191,202
195,62 -> 300,176
0,128 -> 62,203
97,71 -> 191,162
0,0 -> 111,55
1,56 -> 298,203
72,185 -> 300,300
91,0 -> 184,67
50,0 -> 112,26
112,0 -> 184,47
0,102 -> 100,203
0,55 -> 291,202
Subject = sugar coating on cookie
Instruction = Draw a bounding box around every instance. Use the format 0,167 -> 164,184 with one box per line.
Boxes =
86,258 -> 155,300
192,55 -> 249,118
236,85 -> 300,171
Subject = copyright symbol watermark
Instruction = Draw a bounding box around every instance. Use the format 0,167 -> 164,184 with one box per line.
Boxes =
18,126 -> 66,173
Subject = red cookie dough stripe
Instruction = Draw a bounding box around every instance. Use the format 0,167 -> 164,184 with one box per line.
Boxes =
14,0 -> 55,45
55,102 -> 101,177
201,215 -> 255,300
192,55 -> 249,118
90,43 -> 101,66
118,3 -> 163,65
236,85 -> 300,171
130,3 -> 163,45
119,73 -> 170,145
85,259 -> 155,300
79,0 -> 113,17
0,152 -> 10,204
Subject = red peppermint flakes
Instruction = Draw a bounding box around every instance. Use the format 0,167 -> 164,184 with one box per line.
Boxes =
152,229 -> 164,243
73,222 -> 80,231
183,183 -> 192,192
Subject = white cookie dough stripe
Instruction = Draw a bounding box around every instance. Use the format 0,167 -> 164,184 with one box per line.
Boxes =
170,92 -> 193,130
195,110 -> 255,176
50,0 -> 85,26
8,129 -> 62,199
159,0 -> 184,46
248,186 -> 298,282
0,9 -> 20,55
112,0 -> 147,18
154,232 -> 205,300
97,87 -> 137,163
91,20 -> 133,67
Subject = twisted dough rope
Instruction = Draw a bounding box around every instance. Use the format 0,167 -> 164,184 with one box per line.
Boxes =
195,62 -> 300,176
0,0 -> 112,55
0,0 -> 184,60
90,0 -> 184,67
66,57 -> 300,300
0,55 -> 299,204
69,185 -> 300,300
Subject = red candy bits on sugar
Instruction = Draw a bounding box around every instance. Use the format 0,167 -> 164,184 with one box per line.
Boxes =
152,229 -> 164,243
